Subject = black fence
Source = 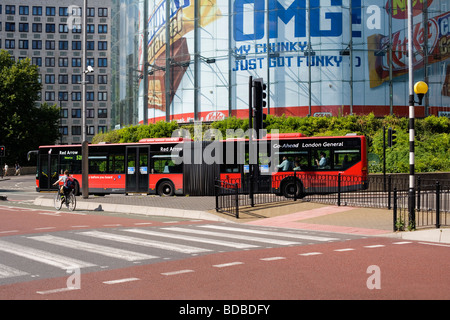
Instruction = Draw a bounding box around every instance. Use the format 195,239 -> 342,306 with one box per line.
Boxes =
393,179 -> 450,230
215,174 -> 450,229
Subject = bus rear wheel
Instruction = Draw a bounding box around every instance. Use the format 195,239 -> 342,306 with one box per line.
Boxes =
157,181 -> 175,197
282,178 -> 304,199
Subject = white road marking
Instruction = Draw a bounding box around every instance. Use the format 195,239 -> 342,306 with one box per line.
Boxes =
0,239 -> 95,269
103,278 -> 140,285
200,225 -> 339,242
163,227 -> 300,246
79,230 -> 211,254
29,235 -> 157,261
124,228 -> 258,249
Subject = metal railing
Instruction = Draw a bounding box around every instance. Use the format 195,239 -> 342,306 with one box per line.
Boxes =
393,180 -> 450,230
215,174 -> 450,229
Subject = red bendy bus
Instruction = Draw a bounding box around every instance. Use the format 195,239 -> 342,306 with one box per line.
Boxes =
219,133 -> 368,198
32,133 -> 368,197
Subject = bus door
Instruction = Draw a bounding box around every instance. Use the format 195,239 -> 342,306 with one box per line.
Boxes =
125,146 -> 149,193
39,151 -> 59,191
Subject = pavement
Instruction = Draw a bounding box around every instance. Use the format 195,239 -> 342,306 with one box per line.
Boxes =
31,191 -> 450,244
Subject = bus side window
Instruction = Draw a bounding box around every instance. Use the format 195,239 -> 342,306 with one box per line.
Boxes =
315,150 -> 331,169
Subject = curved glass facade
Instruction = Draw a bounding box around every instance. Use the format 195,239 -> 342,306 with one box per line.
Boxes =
112,0 -> 450,127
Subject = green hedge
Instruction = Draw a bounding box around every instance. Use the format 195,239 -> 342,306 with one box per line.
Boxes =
93,114 -> 450,173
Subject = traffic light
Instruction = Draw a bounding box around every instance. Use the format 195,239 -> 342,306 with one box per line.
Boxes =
252,78 -> 267,134
0,146 -> 5,157
388,127 -> 397,147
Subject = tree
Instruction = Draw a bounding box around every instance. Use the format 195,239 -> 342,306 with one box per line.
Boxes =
0,50 -> 60,164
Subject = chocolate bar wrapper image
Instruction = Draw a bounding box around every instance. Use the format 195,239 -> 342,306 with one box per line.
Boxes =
368,11 -> 450,89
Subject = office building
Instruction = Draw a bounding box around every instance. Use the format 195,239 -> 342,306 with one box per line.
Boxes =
0,0 -> 111,144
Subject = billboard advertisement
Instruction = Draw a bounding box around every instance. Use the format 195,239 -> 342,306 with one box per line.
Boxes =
131,0 -> 449,124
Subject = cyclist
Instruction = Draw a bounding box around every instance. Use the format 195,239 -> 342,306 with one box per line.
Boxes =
53,170 -> 75,203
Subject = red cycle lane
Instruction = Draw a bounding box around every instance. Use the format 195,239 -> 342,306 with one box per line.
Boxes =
1,237 -> 449,300
0,204 -> 202,236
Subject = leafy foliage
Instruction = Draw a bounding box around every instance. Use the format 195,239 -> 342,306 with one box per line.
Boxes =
0,50 -> 60,164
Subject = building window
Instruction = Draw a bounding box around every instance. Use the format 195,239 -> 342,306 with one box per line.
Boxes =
46,24 -> 55,33
32,40 -> 42,50
98,25 -> 108,33
98,8 -> 108,17
72,126 -> 81,136
46,7 -> 55,16
45,74 -> 55,84
86,58 -> 94,67
98,92 -> 108,101
72,74 -> 81,84
58,74 -> 68,84
98,58 -> 107,67
59,24 -> 68,33
19,40 -> 29,49
86,41 -> 95,50
86,75 -> 94,84
72,41 -> 81,50
87,24 -> 95,33
59,7 -> 68,16
19,6 -> 29,15
60,109 -> 68,118
72,109 -> 81,118
71,7 -> 82,16
60,126 -> 68,135
72,25 -> 81,33
5,23 -> 15,32
87,8 -> 95,17
45,57 -> 55,67
98,75 -> 107,84
98,126 -> 107,134
98,109 -> 108,118
72,92 -> 81,101
32,57 -> 42,66
32,6 -> 42,16
86,109 -> 95,118
59,57 -> 68,67
19,23 -> 29,32
45,40 -> 55,50
98,41 -> 108,50
59,41 -> 68,50
86,92 -> 94,101
5,40 -> 15,49
58,92 -> 68,101
32,23 -> 42,33
87,126 -> 95,135
72,58 -> 81,67
45,91 -> 55,101
6,5 -> 15,15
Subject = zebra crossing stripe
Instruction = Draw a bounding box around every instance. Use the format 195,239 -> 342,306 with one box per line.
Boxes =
163,227 -> 301,246
0,240 -> 95,269
28,235 -> 157,262
200,225 -> 340,242
78,230 -> 211,254
124,228 -> 259,249
0,263 -> 28,279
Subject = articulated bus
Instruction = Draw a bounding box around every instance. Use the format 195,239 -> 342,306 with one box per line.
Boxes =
33,133 -> 368,197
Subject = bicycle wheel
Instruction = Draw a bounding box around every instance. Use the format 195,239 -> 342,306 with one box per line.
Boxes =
54,192 -> 63,210
67,192 -> 76,211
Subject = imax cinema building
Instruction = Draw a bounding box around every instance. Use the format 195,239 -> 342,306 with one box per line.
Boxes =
111,0 -> 450,126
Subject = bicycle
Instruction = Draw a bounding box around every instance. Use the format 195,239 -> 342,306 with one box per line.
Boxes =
54,188 -> 76,211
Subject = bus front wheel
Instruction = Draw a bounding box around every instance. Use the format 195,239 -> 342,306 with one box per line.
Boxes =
157,181 -> 175,197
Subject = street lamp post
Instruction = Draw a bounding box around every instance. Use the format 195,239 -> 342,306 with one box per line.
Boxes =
81,0 -> 90,199
407,0 -> 429,229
